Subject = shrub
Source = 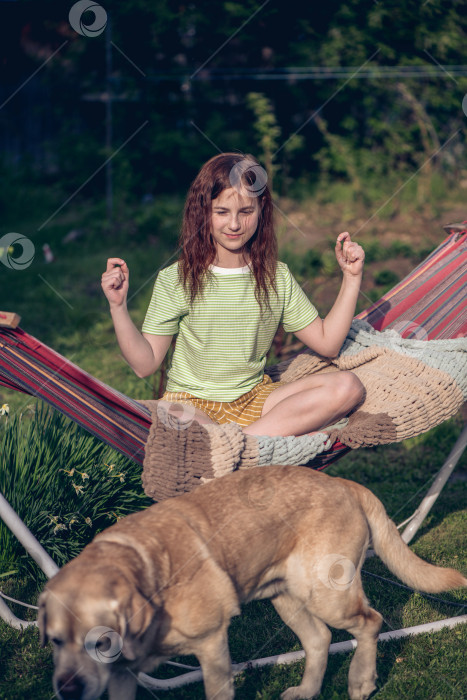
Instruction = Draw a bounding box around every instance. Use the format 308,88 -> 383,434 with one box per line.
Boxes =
374,269 -> 400,286
0,404 -> 151,578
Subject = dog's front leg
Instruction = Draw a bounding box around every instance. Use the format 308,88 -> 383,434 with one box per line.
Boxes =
107,666 -> 138,700
195,630 -> 234,700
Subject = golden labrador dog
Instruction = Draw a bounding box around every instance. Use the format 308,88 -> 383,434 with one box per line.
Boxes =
38,466 -> 466,700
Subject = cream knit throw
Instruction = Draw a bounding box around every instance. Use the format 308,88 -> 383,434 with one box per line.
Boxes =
140,320 -> 466,501
267,320 -> 466,447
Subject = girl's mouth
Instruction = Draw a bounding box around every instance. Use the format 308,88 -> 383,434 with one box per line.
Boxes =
223,233 -> 243,239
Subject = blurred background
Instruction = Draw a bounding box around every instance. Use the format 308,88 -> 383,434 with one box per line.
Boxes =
1,0 -> 466,200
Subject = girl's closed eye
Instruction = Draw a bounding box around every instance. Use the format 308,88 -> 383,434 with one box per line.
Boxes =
213,209 -> 254,215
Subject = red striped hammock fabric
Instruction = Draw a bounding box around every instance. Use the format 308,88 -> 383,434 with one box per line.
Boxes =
0,229 -> 466,469
357,228 -> 467,340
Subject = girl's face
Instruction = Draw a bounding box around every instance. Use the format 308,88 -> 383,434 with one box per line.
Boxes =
210,187 -> 261,266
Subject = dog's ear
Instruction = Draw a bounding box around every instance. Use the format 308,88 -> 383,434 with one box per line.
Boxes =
37,592 -> 48,647
119,589 -> 157,661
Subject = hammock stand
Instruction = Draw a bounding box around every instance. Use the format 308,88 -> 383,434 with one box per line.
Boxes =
0,226 -> 466,688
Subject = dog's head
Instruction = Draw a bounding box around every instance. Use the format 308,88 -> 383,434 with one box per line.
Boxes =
38,563 -> 157,700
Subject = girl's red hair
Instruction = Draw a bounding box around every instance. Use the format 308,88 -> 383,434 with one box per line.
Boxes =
178,153 -> 278,310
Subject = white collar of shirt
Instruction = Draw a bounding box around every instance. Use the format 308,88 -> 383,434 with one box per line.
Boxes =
209,263 -> 251,275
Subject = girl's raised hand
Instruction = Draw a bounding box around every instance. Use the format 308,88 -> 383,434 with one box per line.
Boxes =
335,232 -> 365,277
101,258 -> 130,307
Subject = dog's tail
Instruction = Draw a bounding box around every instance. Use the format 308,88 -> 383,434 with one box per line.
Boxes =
348,480 -> 467,593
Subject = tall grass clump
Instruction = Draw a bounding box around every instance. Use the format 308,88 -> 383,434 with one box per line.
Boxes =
0,404 -> 152,579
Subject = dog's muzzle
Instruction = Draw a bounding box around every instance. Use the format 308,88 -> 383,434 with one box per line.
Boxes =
57,674 -> 86,700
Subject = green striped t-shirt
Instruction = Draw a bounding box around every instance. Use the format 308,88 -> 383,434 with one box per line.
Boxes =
142,261 -> 318,400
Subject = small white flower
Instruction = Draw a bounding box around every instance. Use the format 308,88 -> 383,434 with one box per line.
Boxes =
0,404 -> 9,416
72,482 -> 84,496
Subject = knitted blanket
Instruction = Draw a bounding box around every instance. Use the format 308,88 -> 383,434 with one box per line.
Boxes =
140,320 -> 466,501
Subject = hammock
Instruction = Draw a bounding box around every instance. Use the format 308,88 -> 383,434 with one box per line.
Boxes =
1,226 -> 466,475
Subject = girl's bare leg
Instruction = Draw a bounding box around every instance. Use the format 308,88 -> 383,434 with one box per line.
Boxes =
243,371 -> 364,437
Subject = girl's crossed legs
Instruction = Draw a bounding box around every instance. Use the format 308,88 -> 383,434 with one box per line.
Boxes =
161,371 -> 364,437
244,371 -> 364,436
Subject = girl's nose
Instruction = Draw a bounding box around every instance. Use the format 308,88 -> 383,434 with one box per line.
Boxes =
228,217 -> 241,231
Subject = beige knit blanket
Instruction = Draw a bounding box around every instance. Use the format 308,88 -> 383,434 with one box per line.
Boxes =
140,321 -> 466,500
267,345 -> 463,447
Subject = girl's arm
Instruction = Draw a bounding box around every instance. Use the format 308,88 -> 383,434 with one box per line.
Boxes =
294,232 -> 364,358
102,257 -> 172,378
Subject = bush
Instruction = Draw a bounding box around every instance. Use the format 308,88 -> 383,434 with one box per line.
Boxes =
280,247 -> 321,282
0,405 -> 151,578
374,269 -> 400,286
388,240 -> 416,258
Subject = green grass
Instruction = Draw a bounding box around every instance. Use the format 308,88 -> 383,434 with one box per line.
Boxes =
0,189 -> 466,699
0,414 -> 465,699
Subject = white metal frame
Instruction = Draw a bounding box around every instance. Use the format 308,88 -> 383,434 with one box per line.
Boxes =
401,423 -> 467,544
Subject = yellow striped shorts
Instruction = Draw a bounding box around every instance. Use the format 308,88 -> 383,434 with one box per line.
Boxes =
161,375 -> 285,427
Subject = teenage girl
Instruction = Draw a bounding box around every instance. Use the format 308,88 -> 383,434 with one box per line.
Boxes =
101,153 -> 365,437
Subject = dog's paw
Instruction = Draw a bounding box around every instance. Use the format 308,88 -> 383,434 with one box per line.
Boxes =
280,686 -> 317,700
348,678 -> 377,700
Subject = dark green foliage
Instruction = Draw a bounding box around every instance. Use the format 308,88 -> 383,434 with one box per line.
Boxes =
281,247 -> 322,282
374,269 -> 400,286
1,0 -> 466,202
0,406 -> 152,576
